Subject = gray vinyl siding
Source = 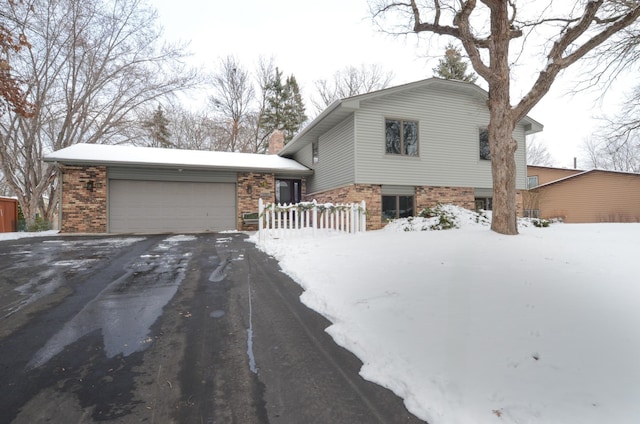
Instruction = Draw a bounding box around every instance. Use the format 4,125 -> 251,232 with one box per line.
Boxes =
303,116 -> 355,194
292,143 -> 314,168
108,167 -> 237,183
353,85 -> 528,189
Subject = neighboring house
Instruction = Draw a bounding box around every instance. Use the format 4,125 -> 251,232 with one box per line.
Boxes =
526,165 -> 640,222
43,136 -> 311,233
44,78 -> 543,234
279,78 -> 542,229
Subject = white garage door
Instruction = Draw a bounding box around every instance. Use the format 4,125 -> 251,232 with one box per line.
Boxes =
109,180 -> 236,233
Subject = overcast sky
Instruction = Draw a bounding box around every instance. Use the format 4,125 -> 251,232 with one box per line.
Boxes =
154,0 -> 632,169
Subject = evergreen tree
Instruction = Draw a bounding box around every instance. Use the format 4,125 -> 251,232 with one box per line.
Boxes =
260,68 -> 307,143
433,43 -> 477,83
144,105 -> 172,147
282,75 -> 307,139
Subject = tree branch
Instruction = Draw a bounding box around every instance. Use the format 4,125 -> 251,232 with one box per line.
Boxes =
513,1 -> 640,122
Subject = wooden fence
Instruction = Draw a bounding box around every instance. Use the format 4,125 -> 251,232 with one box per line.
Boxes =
258,198 -> 366,241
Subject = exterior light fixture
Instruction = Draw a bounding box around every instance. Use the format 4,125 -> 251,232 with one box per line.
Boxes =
86,181 -> 94,192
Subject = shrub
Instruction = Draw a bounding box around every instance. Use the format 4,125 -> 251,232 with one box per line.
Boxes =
25,217 -> 52,232
532,218 -> 551,228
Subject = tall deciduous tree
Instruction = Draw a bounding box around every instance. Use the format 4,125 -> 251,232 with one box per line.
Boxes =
209,56 -> 255,152
371,0 -> 640,234
261,68 -> 306,143
582,136 -> 640,173
250,56 -> 277,153
433,43 -> 477,83
0,0 -> 196,224
312,64 -> 394,113
526,136 -> 554,167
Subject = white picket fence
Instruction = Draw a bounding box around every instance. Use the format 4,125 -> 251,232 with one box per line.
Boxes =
258,198 -> 366,241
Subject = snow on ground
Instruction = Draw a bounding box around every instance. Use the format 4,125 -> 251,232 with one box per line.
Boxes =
253,206 -> 640,424
0,230 -> 59,241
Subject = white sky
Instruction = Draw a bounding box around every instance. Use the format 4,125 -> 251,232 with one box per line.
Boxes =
154,0 -> 633,169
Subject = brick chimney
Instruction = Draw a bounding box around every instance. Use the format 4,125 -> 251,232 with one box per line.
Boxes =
268,130 -> 285,155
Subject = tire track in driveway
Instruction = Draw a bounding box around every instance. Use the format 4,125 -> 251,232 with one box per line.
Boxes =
227,234 -> 425,424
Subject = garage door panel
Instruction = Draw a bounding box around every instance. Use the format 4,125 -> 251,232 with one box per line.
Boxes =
109,180 -> 236,233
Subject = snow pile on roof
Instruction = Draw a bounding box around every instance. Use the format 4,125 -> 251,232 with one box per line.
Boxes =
44,143 -> 310,173
254,211 -> 640,423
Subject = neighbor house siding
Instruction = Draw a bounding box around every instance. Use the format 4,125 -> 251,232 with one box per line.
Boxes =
527,166 -> 583,186
353,85 -> 528,189
533,171 -> 640,222
303,116 -> 355,195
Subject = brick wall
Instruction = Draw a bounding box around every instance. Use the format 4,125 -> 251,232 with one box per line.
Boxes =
415,186 -> 476,212
307,184 -> 522,231
60,165 -> 107,233
305,184 -> 383,230
237,172 -> 275,231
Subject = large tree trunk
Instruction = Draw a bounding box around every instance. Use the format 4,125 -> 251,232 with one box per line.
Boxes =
487,0 -> 518,235
488,112 -> 518,235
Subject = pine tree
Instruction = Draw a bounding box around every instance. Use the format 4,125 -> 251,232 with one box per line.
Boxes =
433,43 -> 478,83
260,68 -> 307,143
144,105 -> 172,147
282,75 -> 306,140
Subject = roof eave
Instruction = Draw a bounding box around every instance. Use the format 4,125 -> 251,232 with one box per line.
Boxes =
43,157 -> 313,176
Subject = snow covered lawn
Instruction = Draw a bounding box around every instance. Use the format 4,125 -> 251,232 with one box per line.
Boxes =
253,208 -> 640,424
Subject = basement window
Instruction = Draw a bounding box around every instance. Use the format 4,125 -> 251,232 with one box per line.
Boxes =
382,195 -> 414,221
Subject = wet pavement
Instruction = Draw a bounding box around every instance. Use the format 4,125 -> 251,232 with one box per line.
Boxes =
0,233 -> 424,423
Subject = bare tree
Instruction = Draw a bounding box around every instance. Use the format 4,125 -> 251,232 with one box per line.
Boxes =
164,104 -> 218,151
0,0 -> 197,224
526,136 -> 554,166
371,1 -> 640,234
580,82 -> 640,173
209,56 -> 255,152
248,56 -> 277,154
311,64 -> 394,115
582,135 -> 640,172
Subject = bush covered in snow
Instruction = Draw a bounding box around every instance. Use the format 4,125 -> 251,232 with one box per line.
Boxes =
384,204 -> 551,232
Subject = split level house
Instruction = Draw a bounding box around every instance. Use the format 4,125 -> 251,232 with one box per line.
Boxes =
44,78 -> 543,233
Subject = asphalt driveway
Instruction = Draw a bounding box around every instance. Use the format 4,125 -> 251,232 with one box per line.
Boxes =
0,233 -> 424,424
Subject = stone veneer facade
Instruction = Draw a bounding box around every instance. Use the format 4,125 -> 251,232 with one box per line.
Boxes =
416,186 -> 476,211
237,172 -> 275,231
306,184 -> 525,231
60,165 -> 108,233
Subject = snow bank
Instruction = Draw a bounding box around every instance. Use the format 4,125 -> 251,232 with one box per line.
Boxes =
254,207 -> 640,424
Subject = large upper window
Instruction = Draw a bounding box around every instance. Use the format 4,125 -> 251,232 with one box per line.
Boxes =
527,175 -> 539,189
479,128 -> 490,160
385,119 -> 418,156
